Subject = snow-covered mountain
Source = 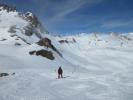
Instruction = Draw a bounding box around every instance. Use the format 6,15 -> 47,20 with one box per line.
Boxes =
0,4 -> 133,100
0,4 -> 49,44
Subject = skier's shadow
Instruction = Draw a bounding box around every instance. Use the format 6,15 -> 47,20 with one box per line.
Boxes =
62,76 -> 70,78
56,76 -> 70,79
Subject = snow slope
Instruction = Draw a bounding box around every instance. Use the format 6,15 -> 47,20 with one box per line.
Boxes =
0,32 -> 133,100
0,5 -> 133,100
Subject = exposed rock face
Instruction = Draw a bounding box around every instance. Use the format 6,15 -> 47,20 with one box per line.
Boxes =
59,40 -> 69,44
29,49 -> 55,60
29,50 -> 36,55
22,12 -> 46,38
37,38 -> 62,57
8,25 -> 16,33
36,50 -> 54,60
23,26 -> 33,36
59,38 -> 76,44
0,73 -> 9,77
72,38 -> 76,43
120,35 -> 132,41
17,12 -> 44,38
0,3 -> 16,12
25,12 -> 40,27
37,38 -> 52,48
14,42 -> 21,46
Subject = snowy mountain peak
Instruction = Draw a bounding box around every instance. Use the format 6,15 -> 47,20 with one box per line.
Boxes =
0,3 -> 49,45
25,12 -> 34,18
0,3 -> 16,12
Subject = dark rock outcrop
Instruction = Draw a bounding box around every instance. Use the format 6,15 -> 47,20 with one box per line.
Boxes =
0,73 -> 9,77
23,25 -> 33,36
59,38 -> 76,44
36,50 -> 54,60
72,38 -> 76,43
29,49 -> 55,60
29,50 -> 36,55
15,42 -> 21,46
37,38 -> 51,47
37,38 -> 62,57
59,40 -> 69,44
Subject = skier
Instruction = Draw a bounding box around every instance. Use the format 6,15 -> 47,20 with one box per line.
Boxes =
58,67 -> 63,78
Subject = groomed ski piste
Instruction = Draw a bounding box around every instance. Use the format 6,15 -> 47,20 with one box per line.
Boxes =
0,6 -> 133,100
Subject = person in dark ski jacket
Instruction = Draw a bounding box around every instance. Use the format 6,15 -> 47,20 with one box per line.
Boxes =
58,67 -> 63,78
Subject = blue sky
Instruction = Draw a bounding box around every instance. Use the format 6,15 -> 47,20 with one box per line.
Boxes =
2,0 -> 133,34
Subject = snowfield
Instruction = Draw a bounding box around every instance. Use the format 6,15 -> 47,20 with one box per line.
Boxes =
0,34 -> 133,100
0,6 -> 133,100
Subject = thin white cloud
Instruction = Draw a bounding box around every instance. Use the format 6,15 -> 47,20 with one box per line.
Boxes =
49,0 -> 103,23
54,0 -> 88,18
101,20 -> 133,28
